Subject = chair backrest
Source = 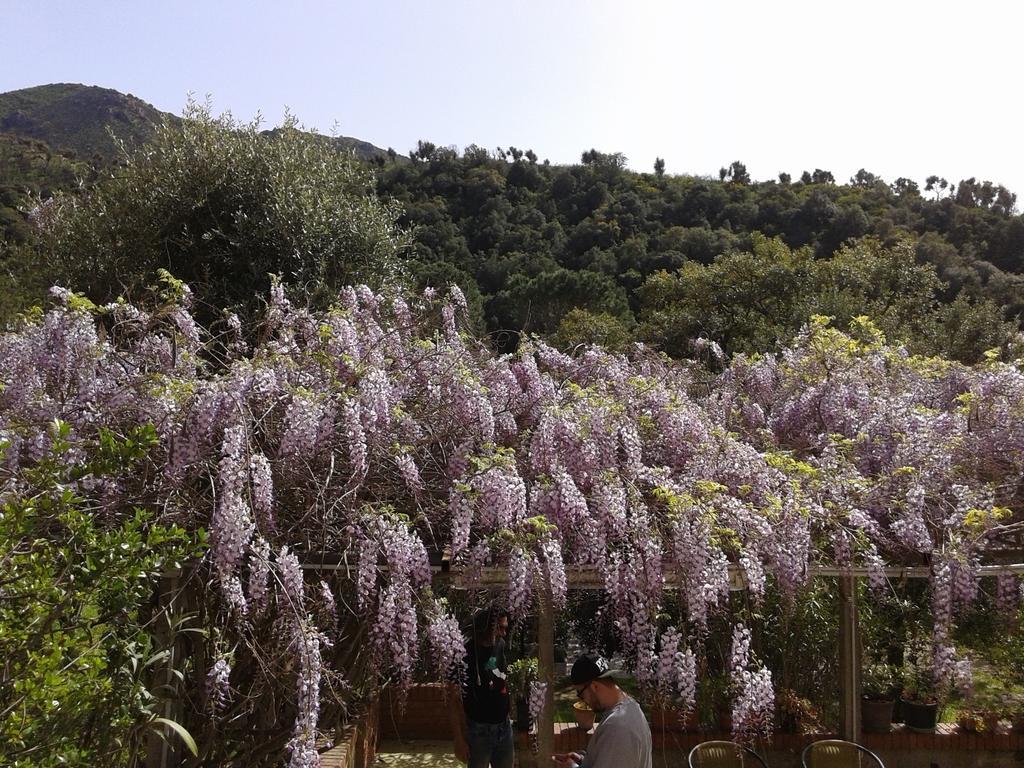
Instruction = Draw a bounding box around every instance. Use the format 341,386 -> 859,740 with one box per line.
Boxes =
688,740 -> 769,768
801,739 -> 884,768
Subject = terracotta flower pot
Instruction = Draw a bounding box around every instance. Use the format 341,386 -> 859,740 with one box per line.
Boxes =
861,697 -> 894,734
573,701 -> 595,731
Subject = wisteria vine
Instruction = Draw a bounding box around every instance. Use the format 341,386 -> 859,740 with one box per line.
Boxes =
2,284 -> 1022,758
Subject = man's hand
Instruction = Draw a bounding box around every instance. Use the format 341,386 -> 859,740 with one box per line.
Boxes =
454,735 -> 469,764
552,751 -> 583,768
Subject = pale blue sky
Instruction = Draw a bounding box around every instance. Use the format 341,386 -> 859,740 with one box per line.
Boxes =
5,0 -> 1022,196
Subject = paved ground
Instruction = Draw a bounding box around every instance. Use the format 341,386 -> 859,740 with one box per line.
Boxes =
374,740 -> 463,767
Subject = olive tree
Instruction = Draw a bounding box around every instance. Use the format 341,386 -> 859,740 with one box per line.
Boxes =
26,102 -> 410,321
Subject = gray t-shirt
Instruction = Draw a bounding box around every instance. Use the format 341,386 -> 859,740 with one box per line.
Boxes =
579,695 -> 652,768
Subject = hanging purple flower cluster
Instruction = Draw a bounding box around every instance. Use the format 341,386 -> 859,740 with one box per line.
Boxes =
426,609 -> 467,685
528,680 -> 548,746
357,513 -> 432,691
287,624 -> 324,768
655,626 -> 697,713
206,657 -> 232,715
729,624 -> 774,743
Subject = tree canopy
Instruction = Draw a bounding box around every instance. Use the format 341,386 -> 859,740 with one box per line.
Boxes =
374,144 -> 1023,362
5,103 -> 410,326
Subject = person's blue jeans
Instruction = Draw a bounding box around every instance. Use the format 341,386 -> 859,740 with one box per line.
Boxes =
466,718 -> 514,768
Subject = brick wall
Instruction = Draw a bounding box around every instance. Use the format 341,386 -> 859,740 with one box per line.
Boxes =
379,683 -> 456,740
321,698 -> 380,768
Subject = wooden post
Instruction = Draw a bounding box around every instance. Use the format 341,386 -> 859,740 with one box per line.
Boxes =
145,574 -> 183,768
838,573 -> 861,741
537,580 -> 555,767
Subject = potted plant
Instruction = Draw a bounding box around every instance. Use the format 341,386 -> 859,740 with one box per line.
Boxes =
775,687 -> 823,735
694,672 -> 732,733
573,699 -> 596,731
506,657 -> 538,732
900,651 -> 940,732
957,707 -> 984,734
981,692 -> 1014,734
861,661 -> 896,734
953,690 -> 1005,733
982,708 -> 1004,734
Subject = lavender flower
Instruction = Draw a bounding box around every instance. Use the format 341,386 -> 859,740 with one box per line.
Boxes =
211,424 -> 254,578
528,681 -> 547,728
206,657 -> 232,716
427,611 -> 467,685
286,625 -> 323,768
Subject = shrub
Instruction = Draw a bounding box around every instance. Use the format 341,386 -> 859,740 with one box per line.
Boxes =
0,421 -> 204,766
22,101 -> 410,324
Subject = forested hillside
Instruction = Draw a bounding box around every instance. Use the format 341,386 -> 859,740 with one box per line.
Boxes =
0,83 -> 170,162
377,144 -> 1024,361
0,134 -> 97,244
1,85 -> 1022,363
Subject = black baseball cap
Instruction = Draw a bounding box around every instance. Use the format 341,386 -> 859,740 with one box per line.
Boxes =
570,654 -> 620,686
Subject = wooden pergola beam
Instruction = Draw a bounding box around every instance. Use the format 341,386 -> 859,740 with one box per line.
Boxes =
373,562 -> 1024,589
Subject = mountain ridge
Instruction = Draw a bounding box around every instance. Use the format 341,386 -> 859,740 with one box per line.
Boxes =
0,83 -> 393,162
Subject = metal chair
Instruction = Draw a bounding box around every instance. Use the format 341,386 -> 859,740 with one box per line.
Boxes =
688,740 -> 769,768
801,739 -> 884,768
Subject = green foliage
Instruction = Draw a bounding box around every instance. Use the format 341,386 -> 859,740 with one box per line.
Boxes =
862,661 -> 897,700
949,586 -> 1024,714
552,308 -> 634,352
18,101 -> 410,324
637,236 -> 1019,363
0,134 -> 100,323
0,134 -> 95,241
0,422 -> 205,767
752,582 -> 841,728
493,267 -> 631,336
375,143 -> 1023,358
505,657 -> 539,701
638,233 -> 816,356
3,84 -> 1023,358
901,643 -> 941,704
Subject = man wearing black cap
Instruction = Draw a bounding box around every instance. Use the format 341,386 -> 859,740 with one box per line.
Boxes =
552,654 -> 652,768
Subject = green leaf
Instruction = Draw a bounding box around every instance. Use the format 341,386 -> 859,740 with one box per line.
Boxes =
143,649 -> 171,668
152,717 -> 198,756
